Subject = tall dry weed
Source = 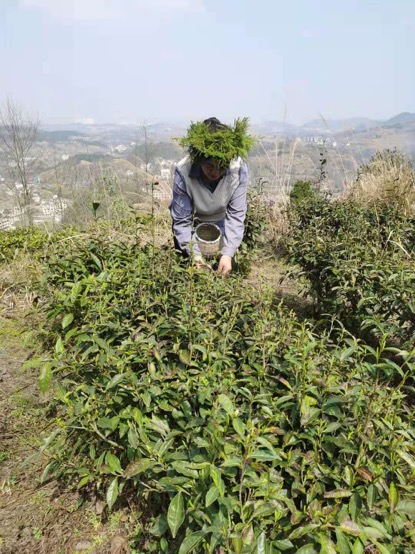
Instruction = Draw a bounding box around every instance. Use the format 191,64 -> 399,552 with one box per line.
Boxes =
350,149 -> 415,213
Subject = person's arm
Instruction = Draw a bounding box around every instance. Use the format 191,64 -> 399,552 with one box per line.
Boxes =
221,162 -> 249,258
169,168 -> 201,257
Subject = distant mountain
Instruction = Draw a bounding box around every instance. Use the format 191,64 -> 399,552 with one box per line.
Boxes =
382,112 -> 415,127
301,117 -> 379,132
252,121 -> 298,135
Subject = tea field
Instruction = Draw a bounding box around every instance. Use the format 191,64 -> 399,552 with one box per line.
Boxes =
0,175 -> 415,553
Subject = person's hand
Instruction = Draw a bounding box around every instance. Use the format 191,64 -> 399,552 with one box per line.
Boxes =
217,255 -> 232,275
193,254 -> 212,270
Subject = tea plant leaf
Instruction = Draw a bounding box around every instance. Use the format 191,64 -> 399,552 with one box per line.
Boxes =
296,545 -> 318,554
150,514 -> 169,537
55,337 -> 64,354
167,492 -> 185,538
300,395 -> 319,426
61,313 -> 74,329
172,461 -> 198,478
232,417 -> 245,437
351,538 -> 364,554
396,499 -> 415,517
396,449 -> 415,469
287,524 -> 320,540
106,453 -> 122,475
256,531 -> 266,554
319,535 -> 337,554
127,427 -> 139,449
38,363 -> 52,393
349,492 -> 362,521
217,394 -> 234,415
124,458 -> 153,478
105,373 -> 125,391
324,489 -> 352,499
106,477 -> 118,511
178,530 -> 206,554
372,540 -> 393,554
335,529 -> 351,554
273,540 -> 294,551
205,486 -> 219,507
340,519 -> 361,536
389,482 -> 399,511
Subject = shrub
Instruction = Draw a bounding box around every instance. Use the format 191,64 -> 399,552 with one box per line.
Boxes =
0,227 -> 48,264
34,238 -> 415,552
286,195 -> 415,346
289,180 -> 318,205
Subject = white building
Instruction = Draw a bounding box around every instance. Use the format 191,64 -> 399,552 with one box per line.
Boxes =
160,168 -> 171,180
114,144 -> 127,153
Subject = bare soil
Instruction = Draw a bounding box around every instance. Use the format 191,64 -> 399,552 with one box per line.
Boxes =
0,310 -> 130,554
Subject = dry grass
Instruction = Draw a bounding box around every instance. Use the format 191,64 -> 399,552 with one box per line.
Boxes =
348,150 -> 415,213
0,253 -> 43,313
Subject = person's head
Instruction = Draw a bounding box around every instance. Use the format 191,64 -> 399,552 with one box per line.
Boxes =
198,118 -> 230,180
178,116 -> 255,173
200,157 -> 227,181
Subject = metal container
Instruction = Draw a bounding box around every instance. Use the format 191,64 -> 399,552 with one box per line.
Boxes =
194,223 -> 222,258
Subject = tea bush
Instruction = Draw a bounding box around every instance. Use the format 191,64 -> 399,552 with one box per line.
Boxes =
0,227 -> 49,263
0,226 -> 83,264
289,180 -> 319,206
287,195 -> 415,346
35,237 -> 415,553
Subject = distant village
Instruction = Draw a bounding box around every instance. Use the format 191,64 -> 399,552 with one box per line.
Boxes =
0,135 -> 179,230
1,113 -> 413,231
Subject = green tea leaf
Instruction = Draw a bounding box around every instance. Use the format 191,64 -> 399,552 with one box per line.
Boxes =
396,499 -> 415,517
287,524 -> 319,540
349,492 -> 362,521
55,337 -> 64,354
218,394 -> 234,415
389,482 -> 399,511
205,486 -> 219,507
106,477 -> 118,511
124,458 -> 153,478
38,363 -> 52,393
351,538 -> 364,554
106,453 -> 122,475
273,540 -> 294,551
232,417 -> 245,437
335,529 -> 351,554
340,519 -> 361,537
62,313 -> 74,329
324,489 -> 352,499
105,373 -> 125,391
178,530 -> 206,554
167,492 -> 185,538
256,531 -> 266,554
296,545 -> 318,554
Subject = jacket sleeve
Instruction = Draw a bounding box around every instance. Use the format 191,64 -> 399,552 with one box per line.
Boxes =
221,162 -> 249,257
169,167 -> 201,256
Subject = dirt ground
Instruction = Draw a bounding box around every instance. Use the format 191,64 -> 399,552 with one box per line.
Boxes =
0,310 -> 131,554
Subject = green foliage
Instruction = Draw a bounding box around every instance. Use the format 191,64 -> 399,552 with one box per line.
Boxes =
289,181 -> 319,205
0,227 -> 48,263
0,226 -> 83,265
286,195 -> 415,346
177,118 -> 255,168
233,187 -> 271,275
33,237 -> 415,552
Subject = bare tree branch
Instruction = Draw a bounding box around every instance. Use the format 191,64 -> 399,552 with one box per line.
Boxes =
0,98 -> 40,226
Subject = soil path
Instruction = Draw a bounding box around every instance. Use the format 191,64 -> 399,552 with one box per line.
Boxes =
0,312 -> 129,554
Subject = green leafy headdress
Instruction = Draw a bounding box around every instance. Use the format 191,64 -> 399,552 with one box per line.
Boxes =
178,117 -> 255,169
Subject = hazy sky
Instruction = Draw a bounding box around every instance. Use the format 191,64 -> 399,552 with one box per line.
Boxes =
1,0 -> 414,124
